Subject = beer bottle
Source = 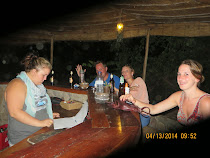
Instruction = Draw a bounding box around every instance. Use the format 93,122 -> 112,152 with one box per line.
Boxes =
125,83 -> 130,94
50,70 -> 54,86
119,76 -> 125,97
69,71 -> 73,88
110,73 -> 115,94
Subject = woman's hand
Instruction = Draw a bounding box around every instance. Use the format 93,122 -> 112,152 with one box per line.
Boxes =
120,94 -> 136,104
53,112 -> 60,118
40,119 -> 54,127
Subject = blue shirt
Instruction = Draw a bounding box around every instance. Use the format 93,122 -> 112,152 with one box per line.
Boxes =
89,73 -> 120,89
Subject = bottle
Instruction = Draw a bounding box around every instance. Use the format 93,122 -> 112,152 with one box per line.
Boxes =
69,71 -> 73,88
125,82 -> 129,94
119,76 -> 125,97
109,73 -> 115,94
95,71 -> 104,93
80,69 -> 84,83
50,70 -> 54,86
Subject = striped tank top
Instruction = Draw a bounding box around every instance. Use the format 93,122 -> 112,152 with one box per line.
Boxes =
177,92 -> 210,126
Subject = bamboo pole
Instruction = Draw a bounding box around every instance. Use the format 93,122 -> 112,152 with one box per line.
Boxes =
142,29 -> 150,81
50,35 -> 54,66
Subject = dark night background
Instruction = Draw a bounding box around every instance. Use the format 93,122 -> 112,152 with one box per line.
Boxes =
0,36 -> 209,103
0,2 -> 209,104
0,1 -> 210,154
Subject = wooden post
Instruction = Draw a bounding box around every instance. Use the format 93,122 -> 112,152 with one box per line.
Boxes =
142,29 -> 150,81
50,35 -> 54,66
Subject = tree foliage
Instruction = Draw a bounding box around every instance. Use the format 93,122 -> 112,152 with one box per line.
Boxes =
0,36 -> 209,103
109,36 -> 210,102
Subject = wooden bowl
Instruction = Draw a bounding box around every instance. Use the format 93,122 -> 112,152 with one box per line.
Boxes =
60,100 -> 82,110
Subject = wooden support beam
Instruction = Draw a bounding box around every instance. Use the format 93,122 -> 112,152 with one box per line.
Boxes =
50,35 -> 54,66
142,29 -> 150,81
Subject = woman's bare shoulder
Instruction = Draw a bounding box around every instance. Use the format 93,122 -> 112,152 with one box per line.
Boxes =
172,91 -> 183,96
168,91 -> 183,105
6,78 -> 26,92
199,93 -> 210,118
200,94 -> 210,109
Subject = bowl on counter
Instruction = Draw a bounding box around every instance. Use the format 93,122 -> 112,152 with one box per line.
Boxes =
80,82 -> 89,89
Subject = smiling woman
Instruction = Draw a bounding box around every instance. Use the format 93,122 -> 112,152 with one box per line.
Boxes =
179,60 -> 205,88
120,59 -> 210,126
4,53 -> 59,146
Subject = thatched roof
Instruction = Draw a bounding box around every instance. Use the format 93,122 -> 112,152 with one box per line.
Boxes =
1,0 -> 210,45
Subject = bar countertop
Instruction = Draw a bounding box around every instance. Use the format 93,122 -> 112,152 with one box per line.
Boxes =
0,85 -> 141,158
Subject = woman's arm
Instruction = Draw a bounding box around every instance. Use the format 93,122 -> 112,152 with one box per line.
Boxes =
5,79 -> 53,127
120,91 -> 181,115
199,96 -> 210,119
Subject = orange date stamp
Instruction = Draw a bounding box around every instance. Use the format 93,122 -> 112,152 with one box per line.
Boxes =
145,133 -> 197,140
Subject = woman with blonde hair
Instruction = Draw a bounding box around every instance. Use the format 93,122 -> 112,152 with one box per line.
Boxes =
5,53 -> 59,146
120,59 -> 210,126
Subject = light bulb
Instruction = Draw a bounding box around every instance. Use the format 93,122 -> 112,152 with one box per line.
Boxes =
117,23 -> 124,32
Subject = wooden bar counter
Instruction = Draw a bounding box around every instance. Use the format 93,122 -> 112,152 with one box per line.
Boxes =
0,85 -> 141,158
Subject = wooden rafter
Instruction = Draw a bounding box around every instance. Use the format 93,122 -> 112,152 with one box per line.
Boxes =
0,0 -> 210,45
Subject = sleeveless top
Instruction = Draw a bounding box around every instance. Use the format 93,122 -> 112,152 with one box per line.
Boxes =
7,104 -> 49,145
177,92 -> 210,126
6,72 -> 52,145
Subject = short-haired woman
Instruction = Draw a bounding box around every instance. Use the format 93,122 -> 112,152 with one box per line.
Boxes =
120,59 -> 210,126
121,65 -> 150,127
5,53 -> 59,146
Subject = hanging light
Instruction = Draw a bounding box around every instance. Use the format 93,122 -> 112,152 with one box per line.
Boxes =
116,9 -> 124,42
116,9 -> 124,34
117,22 -> 124,33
